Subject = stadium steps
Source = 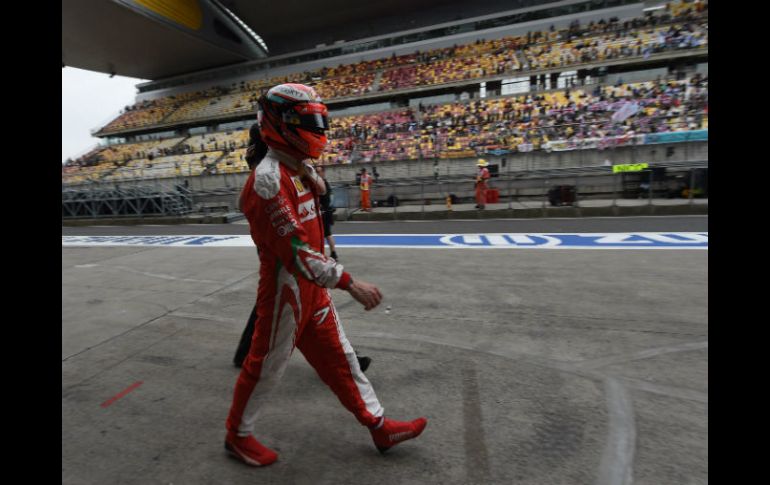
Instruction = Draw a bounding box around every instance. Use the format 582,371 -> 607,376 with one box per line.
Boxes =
169,135 -> 192,153
95,161 -> 125,182
202,151 -> 229,175
370,70 -> 384,92
166,198 -> 191,215
514,49 -> 529,70
156,100 -> 189,125
349,142 -> 364,164
195,186 -> 239,197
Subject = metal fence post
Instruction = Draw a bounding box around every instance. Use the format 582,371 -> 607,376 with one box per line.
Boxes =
574,174 -> 579,208
514,185 -> 519,210
648,169 -> 653,206
689,168 -> 695,206
341,184 -> 349,221
392,182 -> 397,220
613,172 -> 618,207
577,136 -> 583,169
507,159 -> 512,210
610,134 -> 616,172
421,179 -> 425,216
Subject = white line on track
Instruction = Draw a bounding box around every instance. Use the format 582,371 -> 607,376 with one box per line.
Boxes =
339,215 -> 708,223
597,378 -> 636,485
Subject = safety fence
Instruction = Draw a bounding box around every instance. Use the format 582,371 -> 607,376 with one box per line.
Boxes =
328,159 -> 708,219
62,157 -> 707,219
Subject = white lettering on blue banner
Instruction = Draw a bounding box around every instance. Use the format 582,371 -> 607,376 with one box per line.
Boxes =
61,235 -> 248,247
63,233 -> 707,249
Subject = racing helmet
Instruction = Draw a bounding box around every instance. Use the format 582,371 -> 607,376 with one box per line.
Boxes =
257,83 -> 329,160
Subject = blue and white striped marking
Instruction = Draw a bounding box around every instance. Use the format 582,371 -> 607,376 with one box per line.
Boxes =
62,233 -> 707,249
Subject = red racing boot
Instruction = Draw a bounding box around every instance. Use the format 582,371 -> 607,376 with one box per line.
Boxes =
369,417 -> 428,453
225,431 -> 278,466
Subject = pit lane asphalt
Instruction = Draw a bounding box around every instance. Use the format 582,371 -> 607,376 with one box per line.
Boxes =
62,214 -> 708,484
62,215 -> 707,236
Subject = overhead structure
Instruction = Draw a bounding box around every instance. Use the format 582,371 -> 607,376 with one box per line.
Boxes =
63,0 -> 550,80
220,0 -> 549,56
62,0 -> 269,80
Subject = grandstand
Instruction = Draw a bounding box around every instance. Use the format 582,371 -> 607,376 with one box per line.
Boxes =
62,4 -> 709,485
62,0 -> 707,216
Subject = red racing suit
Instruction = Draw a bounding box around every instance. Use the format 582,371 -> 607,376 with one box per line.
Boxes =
226,149 -> 384,436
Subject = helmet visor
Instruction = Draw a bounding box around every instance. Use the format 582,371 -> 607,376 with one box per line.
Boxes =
283,102 -> 329,133
283,113 -> 329,132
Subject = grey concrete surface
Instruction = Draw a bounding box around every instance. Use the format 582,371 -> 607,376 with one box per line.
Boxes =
62,215 -> 709,236
62,237 -> 707,484
359,199 -> 708,213
342,200 -> 707,221
61,197 -> 708,227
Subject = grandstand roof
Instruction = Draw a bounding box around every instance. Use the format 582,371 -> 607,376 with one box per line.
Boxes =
63,0 -> 547,80
222,0 -> 535,56
62,0 -> 268,80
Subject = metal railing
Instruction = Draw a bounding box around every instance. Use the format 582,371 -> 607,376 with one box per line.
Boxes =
62,180 -> 193,219
62,126 -> 707,220
329,158 -> 708,218
61,157 -> 706,220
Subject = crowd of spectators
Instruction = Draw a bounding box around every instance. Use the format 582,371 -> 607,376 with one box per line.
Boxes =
99,103 -> 175,133
64,72 -> 708,184
65,1 -> 708,185
521,19 -> 707,71
183,130 -> 250,153
319,76 -> 707,164
99,91 -> 209,133
95,1 -> 707,134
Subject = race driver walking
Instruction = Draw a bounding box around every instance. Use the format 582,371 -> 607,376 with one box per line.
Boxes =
224,83 -> 427,467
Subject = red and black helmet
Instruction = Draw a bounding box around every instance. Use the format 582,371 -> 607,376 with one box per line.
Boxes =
257,83 -> 329,160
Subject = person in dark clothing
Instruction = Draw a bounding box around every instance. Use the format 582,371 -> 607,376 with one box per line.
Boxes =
232,123 -> 269,369
233,124 -> 371,372
315,165 -> 339,260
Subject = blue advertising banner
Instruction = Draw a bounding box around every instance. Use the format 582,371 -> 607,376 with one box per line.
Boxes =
63,233 -> 707,250
643,130 -> 708,145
